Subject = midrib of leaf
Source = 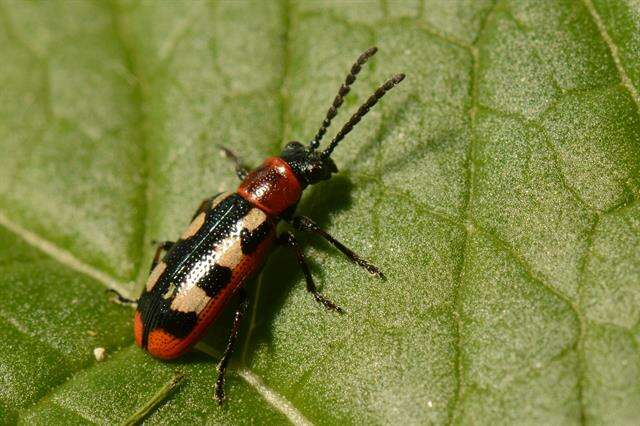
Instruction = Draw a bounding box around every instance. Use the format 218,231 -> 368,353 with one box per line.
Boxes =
0,211 -> 129,296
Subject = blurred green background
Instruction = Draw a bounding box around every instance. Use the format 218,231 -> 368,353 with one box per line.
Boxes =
0,0 -> 639,424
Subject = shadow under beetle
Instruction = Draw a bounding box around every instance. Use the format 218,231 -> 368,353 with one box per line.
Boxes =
110,47 -> 405,404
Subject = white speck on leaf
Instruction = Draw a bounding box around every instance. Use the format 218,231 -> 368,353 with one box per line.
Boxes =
93,347 -> 107,362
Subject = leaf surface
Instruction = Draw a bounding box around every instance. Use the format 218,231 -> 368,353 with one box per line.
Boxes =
0,0 -> 639,424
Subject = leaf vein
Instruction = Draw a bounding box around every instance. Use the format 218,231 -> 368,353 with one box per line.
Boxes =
575,215 -> 601,425
473,104 -> 598,213
582,0 -> 640,112
238,369 -> 313,426
20,344 -> 137,423
474,221 -> 578,308
0,210 -> 131,297
0,310 -> 69,364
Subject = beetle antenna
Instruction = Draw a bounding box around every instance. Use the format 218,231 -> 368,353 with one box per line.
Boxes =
321,73 -> 405,158
309,47 -> 378,151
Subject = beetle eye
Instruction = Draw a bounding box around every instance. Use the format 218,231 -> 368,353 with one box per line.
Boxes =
285,141 -> 303,150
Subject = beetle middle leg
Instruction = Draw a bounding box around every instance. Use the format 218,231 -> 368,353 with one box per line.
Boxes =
218,146 -> 249,180
107,240 -> 174,306
215,289 -> 250,405
289,215 -> 385,278
106,288 -> 137,306
278,231 -> 344,313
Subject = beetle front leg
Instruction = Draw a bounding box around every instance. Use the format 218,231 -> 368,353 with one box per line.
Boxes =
218,146 -> 249,180
215,289 -> 250,405
150,240 -> 174,271
290,215 -> 384,278
278,231 -> 344,313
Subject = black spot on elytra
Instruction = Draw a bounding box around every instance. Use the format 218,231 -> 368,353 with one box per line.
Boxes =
161,310 -> 198,338
240,221 -> 272,254
138,291 -> 199,347
199,264 -> 233,298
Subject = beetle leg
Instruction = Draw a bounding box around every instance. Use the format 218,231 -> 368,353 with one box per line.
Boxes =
191,198 -> 211,220
215,289 -> 249,405
106,288 -> 137,306
150,240 -> 174,271
278,231 -> 344,313
218,145 -> 249,180
290,215 -> 385,279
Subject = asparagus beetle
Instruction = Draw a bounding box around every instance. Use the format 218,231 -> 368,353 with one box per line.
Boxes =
110,47 -> 405,404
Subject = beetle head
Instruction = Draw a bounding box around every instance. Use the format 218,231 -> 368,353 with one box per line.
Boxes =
280,141 -> 338,187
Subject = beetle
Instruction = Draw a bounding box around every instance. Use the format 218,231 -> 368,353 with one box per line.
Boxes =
109,47 -> 405,404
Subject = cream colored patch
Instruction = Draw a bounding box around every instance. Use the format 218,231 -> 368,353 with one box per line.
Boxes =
243,208 -> 267,232
146,261 -> 167,291
211,192 -> 231,209
171,286 -> 211,314
217,239 -> 243,269
162,282 -> 176,300
181,211 -> 206,239
180,193 -> 229,241
215,209 -> 266,269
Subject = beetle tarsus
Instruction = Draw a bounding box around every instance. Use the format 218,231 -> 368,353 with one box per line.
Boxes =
214,371 -> 226,405
215,289 -> 250,405
314,292 -> 345,314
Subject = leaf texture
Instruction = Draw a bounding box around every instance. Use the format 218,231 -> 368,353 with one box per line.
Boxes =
0,0 -> 638,424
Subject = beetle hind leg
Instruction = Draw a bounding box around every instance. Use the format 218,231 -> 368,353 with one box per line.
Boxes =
215,289 -> 250,405
278,231 -> 344,313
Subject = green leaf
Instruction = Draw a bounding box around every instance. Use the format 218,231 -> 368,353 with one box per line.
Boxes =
1,0 -> 639,424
